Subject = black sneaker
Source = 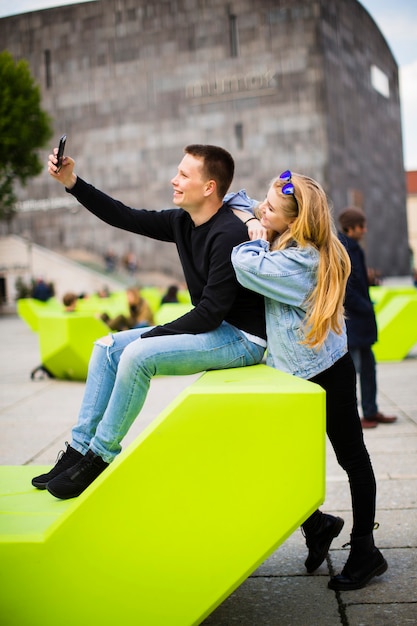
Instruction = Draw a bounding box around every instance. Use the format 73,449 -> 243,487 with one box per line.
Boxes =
47,449 -> 109,500
31,443 -> 84,490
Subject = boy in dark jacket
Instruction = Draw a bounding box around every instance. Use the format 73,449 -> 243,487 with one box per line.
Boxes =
338,208 -> 396,428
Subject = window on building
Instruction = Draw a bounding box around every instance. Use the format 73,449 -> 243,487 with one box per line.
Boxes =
229,13 -> 239,57
370,64 -> 389,98
235,123 -> 244,149
348,188 -> 364,209
44,49 -> 52,88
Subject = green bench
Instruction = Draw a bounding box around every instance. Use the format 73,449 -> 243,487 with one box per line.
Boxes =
17,292 -> 194,380
370,285 -> 417,315
17,297 -> 62,332
17,296 -> 127,380
372,293 -> 417,361
0,364 -> 325,626
155,302 -> 194,325
35,312 -> 110,380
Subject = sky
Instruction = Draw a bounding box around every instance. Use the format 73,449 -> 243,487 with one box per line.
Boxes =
1,0 -> 416,171
359,0 -> 417,171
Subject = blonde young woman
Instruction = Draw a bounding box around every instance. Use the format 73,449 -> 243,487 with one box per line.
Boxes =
228,171 -> 387,591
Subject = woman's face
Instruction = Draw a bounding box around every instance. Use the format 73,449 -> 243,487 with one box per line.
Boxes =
259,187 -> 294,235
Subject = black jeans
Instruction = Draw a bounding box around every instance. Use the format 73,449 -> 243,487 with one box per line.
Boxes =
308,352 -> 377,537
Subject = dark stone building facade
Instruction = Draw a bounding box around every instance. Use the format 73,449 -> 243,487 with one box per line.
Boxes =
0,0 -> 409,276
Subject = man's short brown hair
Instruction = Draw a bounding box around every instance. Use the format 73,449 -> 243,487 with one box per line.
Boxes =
338,207 -> 366,233
185,144 -> 234,199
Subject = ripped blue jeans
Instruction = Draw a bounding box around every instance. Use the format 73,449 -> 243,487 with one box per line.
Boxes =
71,322 -> 265,462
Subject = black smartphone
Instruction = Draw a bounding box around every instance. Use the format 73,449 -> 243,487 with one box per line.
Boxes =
56,134 -> 67,172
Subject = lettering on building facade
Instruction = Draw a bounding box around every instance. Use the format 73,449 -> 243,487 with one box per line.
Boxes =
186,69 -> 277,101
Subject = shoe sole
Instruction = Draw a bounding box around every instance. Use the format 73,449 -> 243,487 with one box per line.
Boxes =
305,517 -> 345,573
47,482 -> 82,500
328,558 -> 388,591
31,481 -> 48,490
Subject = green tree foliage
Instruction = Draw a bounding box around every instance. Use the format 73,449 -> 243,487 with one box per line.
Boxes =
0,50 -> 53,222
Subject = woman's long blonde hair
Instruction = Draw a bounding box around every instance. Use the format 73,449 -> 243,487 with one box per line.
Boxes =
265,172 -> 351,349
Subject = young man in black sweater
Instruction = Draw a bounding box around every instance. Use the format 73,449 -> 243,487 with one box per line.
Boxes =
32,144 -> 266,499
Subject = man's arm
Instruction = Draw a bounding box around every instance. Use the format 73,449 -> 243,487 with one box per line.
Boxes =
67,177 -> 177,241
48,151 -> 177,241
142,229 -> 242,337
139,209 -> 266,340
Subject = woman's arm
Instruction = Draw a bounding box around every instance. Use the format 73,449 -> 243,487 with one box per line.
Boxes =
223,189 -> 267,240
232,209 -> 268,240
232,239 -> 317,307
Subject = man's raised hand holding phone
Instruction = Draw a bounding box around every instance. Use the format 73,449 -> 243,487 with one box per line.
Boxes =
48,135 -> 77,189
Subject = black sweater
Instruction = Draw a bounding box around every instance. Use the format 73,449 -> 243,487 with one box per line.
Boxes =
68,178 -> 266,340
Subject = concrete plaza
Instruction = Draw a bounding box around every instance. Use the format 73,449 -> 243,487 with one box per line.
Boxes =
1,313 -> 416,625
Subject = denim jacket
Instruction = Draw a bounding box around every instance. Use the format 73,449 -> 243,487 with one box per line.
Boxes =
223,189 -> 258,213
231,238 -> 347,379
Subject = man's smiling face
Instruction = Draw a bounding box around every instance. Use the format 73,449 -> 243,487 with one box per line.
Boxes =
171,153 -> 210,212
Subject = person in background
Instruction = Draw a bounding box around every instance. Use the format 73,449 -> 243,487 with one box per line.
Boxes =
31,278 -> 54,302
161,284 -> 179,304
97,285 -> 111,298
230,171 -> 387,591
101,287 -> 154,330
62,292 -> 79,312
103,248 -> 117,273
122,251 -> 139,275
338,208 -> 397,429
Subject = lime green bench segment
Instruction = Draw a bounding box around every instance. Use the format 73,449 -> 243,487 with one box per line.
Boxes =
17,294 -> 128,381
369,286 -> 390,314
138,287 -> 192,312
178,288 -> 192,304
36,313 -> 110,380
373,294 -> 417,362
18,295 -> 194,381
76,291 -> 130,317
155,301 -> 194,324
0,365 -> 325,626
370,285 -> 417,314
17,297 -> 61,331
18,293 -> 131,330
139,286 -> 164,312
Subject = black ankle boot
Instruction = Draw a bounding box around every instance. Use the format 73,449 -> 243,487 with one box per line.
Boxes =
31,443 -> 84,489
303,512 -> 345,573
328,533 -> 388,590
47,449 -> 109,500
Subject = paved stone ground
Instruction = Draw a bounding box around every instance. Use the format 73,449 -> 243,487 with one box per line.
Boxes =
1,314 -> 416,626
